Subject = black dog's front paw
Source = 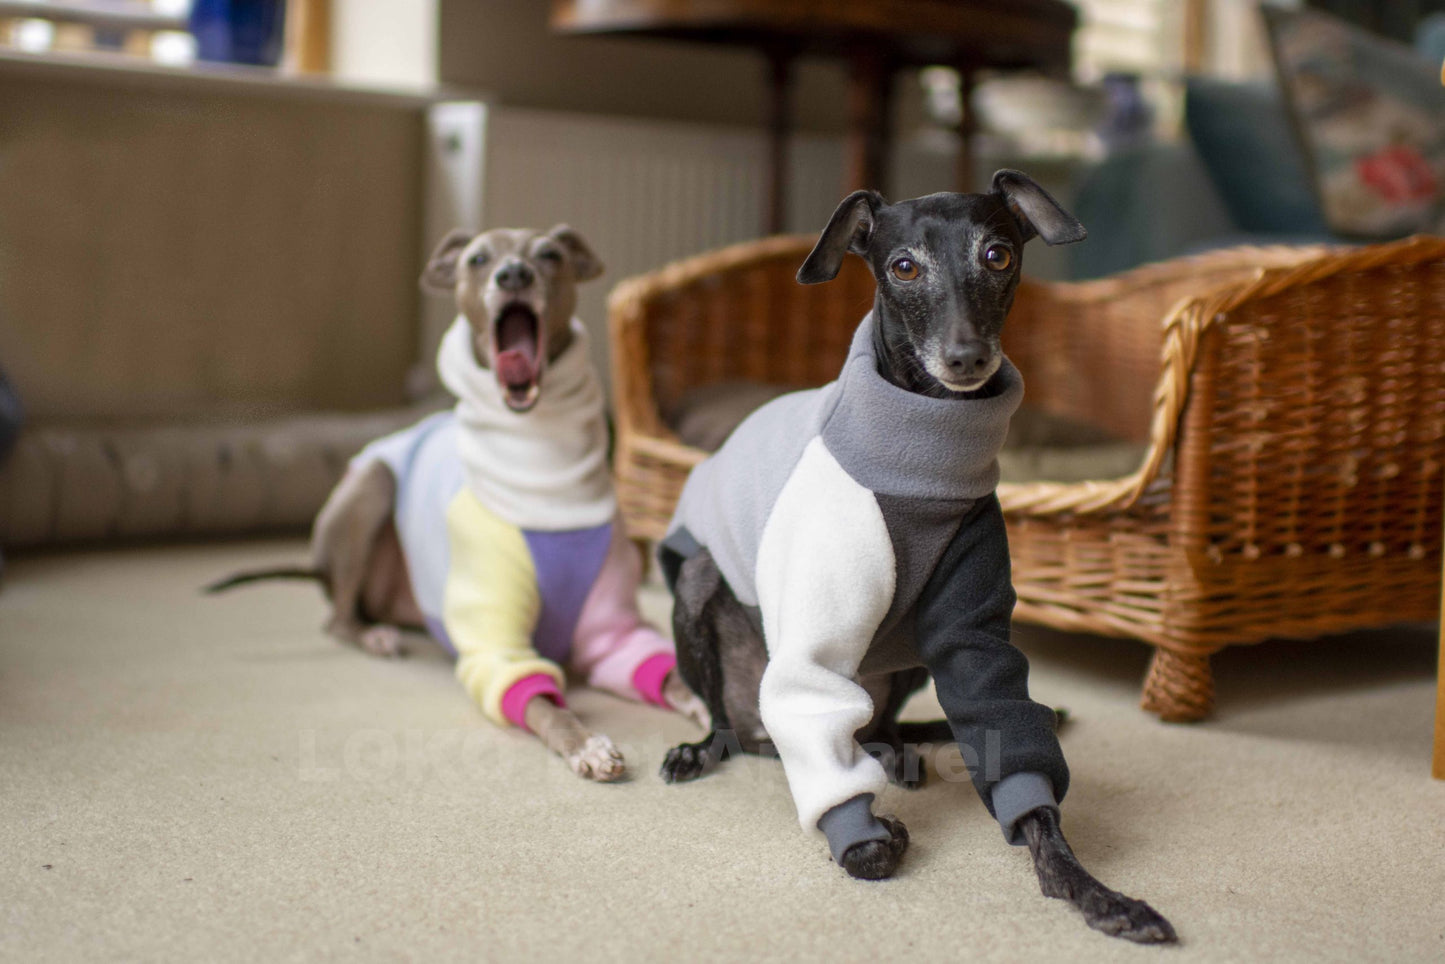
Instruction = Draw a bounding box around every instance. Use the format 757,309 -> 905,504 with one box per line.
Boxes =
660,730 -> 734,783
839,815 -> 909,880
659,741 -> 710,783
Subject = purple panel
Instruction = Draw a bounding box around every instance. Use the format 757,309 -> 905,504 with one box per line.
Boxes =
522,523 -> 614,664
426,617 -> 457,656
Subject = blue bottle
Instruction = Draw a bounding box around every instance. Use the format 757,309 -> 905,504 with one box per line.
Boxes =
189,0 -> 287,66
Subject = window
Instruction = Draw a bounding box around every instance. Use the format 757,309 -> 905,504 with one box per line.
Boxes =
0,1 -> 196,65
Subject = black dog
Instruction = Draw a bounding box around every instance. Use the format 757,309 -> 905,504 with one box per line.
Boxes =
656,172 -> 1175,944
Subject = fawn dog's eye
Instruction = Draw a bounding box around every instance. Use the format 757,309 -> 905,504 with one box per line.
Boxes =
891,257 -> 920,281
983,245 -> 1012,271
468,250 -> 490,268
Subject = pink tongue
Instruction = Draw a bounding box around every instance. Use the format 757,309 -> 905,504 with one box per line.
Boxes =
494,309 -> 539,389
495,349 -> 536,389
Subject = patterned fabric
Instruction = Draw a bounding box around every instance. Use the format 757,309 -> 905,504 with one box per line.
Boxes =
1266,6 -> 1445,238
354,412 -> 672,727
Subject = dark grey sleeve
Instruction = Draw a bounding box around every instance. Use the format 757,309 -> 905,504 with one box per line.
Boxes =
911,494 -> 1069,837
817,793 -> 890,863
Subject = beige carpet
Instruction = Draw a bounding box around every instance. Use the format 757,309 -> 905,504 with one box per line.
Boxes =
2,538 -> 1442,962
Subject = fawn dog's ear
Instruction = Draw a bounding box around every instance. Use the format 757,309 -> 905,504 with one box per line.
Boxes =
797,190 -> 888,285
546,225 -> 604,282
421,229 -> 475,293
991,170 -> 1087,246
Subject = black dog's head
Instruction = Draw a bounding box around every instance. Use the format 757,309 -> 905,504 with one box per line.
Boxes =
798,170 -> 1086,396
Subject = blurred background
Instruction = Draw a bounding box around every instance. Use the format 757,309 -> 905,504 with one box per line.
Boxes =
1,0 -> 1443,550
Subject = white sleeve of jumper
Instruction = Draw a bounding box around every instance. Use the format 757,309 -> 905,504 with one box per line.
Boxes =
755,437 -> 897,833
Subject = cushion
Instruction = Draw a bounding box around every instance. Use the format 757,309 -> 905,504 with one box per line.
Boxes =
1264,6 -> 1445,239
666,381 -> 796,454
668,381 -> 1146,485
1184,78 -> 1329,236
999,408 -> 1147,485
0,409 -> 431,549
1069,143 -> 1238,279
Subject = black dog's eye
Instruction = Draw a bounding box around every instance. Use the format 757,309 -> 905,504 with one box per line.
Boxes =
537,248 -> 564,264
468,250 -> 490,268
983,245 -> 1012,271
891,258 -> 920,282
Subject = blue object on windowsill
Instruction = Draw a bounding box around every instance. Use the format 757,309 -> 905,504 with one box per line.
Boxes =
189,0 -> 287,67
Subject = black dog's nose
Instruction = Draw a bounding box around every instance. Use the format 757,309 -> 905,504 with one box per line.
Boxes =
494,259 -> 535,291
944,342 -> 989,376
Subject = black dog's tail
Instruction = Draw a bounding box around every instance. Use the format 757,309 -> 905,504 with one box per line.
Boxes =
204,567 -> 325,594
896,708 -> 1071,745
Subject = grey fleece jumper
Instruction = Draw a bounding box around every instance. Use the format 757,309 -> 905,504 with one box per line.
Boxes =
661,313 -> 1068,846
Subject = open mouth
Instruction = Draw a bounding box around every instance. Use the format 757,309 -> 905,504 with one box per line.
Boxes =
940,374 -> 991,393
935,354 -> 1000,394
492,305 -> 543,412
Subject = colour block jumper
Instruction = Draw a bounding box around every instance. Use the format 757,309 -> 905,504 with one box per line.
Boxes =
354,318 -> 675,728
661,313 -> 1068,845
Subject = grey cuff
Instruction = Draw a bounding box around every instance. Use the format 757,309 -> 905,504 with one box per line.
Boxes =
991,772 -> 1058,846
817,793 -> 890,863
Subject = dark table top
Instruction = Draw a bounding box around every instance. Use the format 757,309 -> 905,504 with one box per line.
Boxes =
550,0 -> 1076,71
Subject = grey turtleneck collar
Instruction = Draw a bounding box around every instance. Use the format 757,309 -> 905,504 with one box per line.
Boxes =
820,313 -> 1024,503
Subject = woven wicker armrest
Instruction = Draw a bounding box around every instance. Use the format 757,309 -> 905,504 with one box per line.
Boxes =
997,237 -> 1445,721
999,244 -> 1333,519
1164,235 -> 1445,563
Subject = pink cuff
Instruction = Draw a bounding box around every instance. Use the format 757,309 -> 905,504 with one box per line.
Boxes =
501,674 -> 565,730
631,653 -> 677,708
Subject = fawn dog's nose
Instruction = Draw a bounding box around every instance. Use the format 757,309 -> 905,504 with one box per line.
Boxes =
495,258 -> 535,291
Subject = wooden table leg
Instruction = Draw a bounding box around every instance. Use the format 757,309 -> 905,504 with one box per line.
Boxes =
955,64 -> 979,194
1435,57 -> 1444,778
845,46 -> 894,194
763,44 -> 794,235
283,0 -> 332,74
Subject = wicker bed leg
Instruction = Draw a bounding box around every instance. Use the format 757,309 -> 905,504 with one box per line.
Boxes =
1140,648 -> 1214,722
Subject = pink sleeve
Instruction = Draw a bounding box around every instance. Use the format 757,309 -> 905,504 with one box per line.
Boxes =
630,652 -> 677,707
568,524 -> 676,705
500,673 -> 565,730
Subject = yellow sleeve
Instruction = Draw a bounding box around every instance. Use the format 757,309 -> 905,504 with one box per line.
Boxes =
443,489 -> 564,725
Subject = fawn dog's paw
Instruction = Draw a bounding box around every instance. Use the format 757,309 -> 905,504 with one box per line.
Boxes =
566,734 -> 625,782
359,625 -> 406,658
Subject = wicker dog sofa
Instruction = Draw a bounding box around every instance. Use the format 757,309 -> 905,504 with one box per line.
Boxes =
608,234 -> 1445,722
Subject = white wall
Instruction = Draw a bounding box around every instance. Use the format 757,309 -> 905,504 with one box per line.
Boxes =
1204,0 -> 1287,80
330,0 -> 438,90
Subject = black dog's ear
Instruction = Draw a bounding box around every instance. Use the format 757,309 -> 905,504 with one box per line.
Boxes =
547,224 -> 604,282
420,229 -> 474,293
991,170 -> 1087,246
797,190 -> 887,285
